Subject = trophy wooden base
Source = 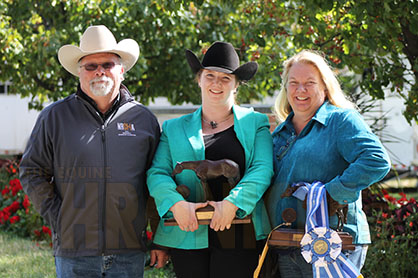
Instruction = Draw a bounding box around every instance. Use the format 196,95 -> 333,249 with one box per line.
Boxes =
164,205 -> 252,226
268,228 -> 355,250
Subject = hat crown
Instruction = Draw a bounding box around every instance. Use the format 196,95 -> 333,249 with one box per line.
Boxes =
202,42 -> 239,71
79,25 -> 117,52
185,41 -> 258,81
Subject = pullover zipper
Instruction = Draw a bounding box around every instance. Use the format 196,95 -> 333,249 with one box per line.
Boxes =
100,123 -> 107,255
100,113 -> 117,255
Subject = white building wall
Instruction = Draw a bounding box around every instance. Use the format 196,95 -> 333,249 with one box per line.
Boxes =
372,95 -> 417,168
0,94 -> 41,155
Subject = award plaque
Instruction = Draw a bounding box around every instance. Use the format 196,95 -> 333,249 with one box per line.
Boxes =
267,208 -> 354,250
268,228 -> 355,250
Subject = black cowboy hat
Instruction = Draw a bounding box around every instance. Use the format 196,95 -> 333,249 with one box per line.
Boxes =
185,41 -> 258,81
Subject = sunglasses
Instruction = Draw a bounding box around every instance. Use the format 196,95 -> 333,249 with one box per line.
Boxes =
80,62 -> 118,71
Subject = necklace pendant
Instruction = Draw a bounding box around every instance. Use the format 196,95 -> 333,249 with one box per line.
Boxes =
210,121 -> 218,129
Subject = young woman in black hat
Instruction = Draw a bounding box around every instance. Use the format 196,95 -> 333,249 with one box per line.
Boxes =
147,41 -> 273,278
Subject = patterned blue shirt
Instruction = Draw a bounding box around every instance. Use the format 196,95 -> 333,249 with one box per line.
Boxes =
266,101 -> 391,244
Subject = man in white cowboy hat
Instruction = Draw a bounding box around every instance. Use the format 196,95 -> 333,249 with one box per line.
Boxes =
20,25 -> 166,277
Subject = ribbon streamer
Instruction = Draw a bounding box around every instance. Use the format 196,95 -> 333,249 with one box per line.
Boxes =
300,181 -> 364,278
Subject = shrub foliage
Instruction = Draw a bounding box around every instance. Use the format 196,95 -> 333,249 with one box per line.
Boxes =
0,158 -> 51,245
362,185 -> 418,277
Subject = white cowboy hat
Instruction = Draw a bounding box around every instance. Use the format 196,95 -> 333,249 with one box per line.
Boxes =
58,25 -> 139,76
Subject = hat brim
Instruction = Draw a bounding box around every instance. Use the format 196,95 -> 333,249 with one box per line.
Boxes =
58,39 -> 139,76
185,49 -> 258,81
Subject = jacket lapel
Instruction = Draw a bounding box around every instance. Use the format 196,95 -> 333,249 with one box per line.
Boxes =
183,107 -> 205,161
233,105 -> 255,167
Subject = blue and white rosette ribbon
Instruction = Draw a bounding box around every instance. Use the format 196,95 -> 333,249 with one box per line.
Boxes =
297,181 -> 364,278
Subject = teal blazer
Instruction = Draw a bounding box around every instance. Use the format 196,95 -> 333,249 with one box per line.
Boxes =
147,105 -> 273,249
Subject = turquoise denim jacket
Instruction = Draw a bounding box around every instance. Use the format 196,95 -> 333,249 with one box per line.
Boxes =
147,105 -> 273,249
265,102 -> 391,244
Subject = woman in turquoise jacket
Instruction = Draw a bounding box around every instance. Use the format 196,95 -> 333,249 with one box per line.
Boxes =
147,42 -> 273,278
265,50 -> 391,278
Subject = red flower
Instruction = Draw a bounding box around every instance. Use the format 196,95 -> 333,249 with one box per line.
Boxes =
9,201 -> 20,213
9,178 -> 23,196
1,209 -> 10,222
42,226 -> 52,237
34,230 -> 41,237
23,195 -> 30,209
381,212 -> 388,219
146,230 -> 153,241
9,215 -> 20,224
397,192 -> 408,205
1,186 -> 10,196
382,191 -> 397,204
9,178 -> 21,187
410,222 -> 413,228
6,164 -> 16,174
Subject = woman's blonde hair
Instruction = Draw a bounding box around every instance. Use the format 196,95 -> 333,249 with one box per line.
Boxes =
274,50 -> 355,122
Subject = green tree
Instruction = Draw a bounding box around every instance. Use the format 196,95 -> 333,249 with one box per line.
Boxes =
227,0 -> 418,122
1,0 -> 417,122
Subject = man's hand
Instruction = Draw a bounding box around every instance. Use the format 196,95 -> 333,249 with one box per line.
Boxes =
150,249 -> 170,269
208,200 -> 238,231
169,200 -> 208,232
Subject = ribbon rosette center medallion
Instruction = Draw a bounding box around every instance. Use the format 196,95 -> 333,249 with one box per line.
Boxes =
301,227 -> 342,266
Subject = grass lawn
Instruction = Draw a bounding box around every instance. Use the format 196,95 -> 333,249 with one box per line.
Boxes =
0,231 -> 175,278
0,231 -> 55,278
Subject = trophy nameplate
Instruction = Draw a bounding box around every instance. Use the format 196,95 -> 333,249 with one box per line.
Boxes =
164,205 -> 252,226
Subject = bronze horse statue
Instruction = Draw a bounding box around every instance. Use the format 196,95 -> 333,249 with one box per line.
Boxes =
281,184 -> 348,231
172,159 -> 240,201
